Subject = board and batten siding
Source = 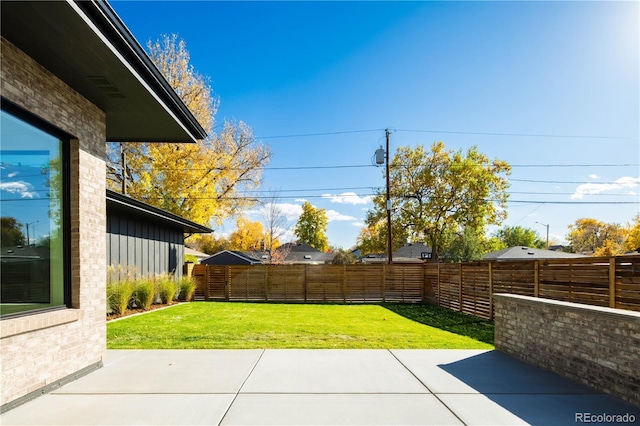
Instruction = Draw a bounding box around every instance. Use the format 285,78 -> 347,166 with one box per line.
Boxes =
107,210 -> 185,279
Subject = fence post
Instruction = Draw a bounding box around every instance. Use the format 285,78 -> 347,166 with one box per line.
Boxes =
203,265 -> 210,301
265,265 -> 269,302
488,262 -> 493,320
224,265 -> 230,301
534,260 -> 539,298
459,263 -> 463,312
437,262 -> 441,307
609,257 -> 616,308
304,265 -> 308,302
382,264 -> 386,302
342,265 -> 347,303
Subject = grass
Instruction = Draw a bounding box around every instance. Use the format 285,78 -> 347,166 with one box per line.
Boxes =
107,302 -> 494,349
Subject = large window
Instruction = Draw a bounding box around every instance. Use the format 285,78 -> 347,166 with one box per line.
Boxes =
1,103 -> 70,318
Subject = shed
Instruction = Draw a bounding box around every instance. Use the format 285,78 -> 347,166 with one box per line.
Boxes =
201,250 -> 263,266
106,190 -> 212,278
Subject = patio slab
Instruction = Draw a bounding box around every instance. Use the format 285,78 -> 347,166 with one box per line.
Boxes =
240,349 -> 428,394
391,349 -> 598,394
2,349 -> 639,426
220,394 -> 463,425
54,349 -> 263,394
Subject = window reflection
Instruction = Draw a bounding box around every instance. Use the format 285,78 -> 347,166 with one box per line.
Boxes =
1,109 -> 66,317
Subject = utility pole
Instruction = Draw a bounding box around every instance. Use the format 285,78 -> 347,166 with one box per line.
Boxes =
536,221 -> 550,249
120,142 -> 127,195
385,129 -> 393,264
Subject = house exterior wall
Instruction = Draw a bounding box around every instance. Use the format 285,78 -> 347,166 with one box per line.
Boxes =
1,37 -> 106,408
106,210 -> 184,279
494,294 -> 640,407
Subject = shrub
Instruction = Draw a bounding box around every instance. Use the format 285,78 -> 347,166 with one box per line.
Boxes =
178,276 -> 197,301
133,279 -> 155,310
107,280 -> 135,315
157,277 -> 177,304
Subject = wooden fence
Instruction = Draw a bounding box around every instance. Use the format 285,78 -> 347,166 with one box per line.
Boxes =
191,255 -> 640,319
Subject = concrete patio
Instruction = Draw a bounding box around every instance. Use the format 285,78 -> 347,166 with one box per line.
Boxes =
1,349 -> 638,425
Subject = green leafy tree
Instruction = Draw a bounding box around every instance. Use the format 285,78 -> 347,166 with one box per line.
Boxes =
196,234 -> 230,255
364,142 -> 510,258
495,226 -> 546,249
294,202 -> 329,252
439,227 -> 487,262
1,217 -> 26,247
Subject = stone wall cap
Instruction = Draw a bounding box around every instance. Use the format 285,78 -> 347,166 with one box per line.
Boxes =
493,293 -> 640,320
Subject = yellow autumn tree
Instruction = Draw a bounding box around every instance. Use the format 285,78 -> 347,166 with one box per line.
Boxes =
229,217 -> 267,251
567,218 -> 627,255
623,214 -> 640,253
106,34 -> 270,227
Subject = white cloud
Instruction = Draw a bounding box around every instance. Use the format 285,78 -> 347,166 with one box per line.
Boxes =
274,203 -> 304,221
352,222 -> 365,227
7,172 -> 18,178
589,174 -> 598,179
322,192 -> 373,205
571,176 -> 640,199
0,181 -> 39,198
294,198 -> 307,203
326,209 -> 357,222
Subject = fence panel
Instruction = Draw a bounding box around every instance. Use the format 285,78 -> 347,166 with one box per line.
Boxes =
190,256 -> 640,314
539,258 -> 610,307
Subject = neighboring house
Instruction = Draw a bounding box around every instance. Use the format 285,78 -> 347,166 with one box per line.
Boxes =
107,190 -> 212,279
359,243 -> 435,264
484,246 -> 585,261
1,1 -> 206,411
201,250 -> 263,266
276,242 -> 333,265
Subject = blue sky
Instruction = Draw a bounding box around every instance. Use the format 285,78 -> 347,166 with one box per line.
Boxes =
111,0 -> 639,249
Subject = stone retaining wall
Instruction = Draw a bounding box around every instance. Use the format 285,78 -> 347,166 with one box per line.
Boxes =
494,294 -> 639,406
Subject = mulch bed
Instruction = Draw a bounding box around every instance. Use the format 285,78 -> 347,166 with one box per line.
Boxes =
107,302 -> 179,321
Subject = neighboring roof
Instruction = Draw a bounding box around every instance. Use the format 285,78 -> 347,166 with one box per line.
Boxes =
106,190 -> 212,234
394,243 -> 433,259
200,250 -> 262,265
359,255 -> 424,264
284,251 -> 333,265
484,246 -> 585,261
1,0 -> 206,143
184,247 -> 210,259
277,242 -> 322,253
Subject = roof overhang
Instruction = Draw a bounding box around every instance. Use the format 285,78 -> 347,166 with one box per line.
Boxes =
106,190 -> 212,234
1,0 -> 207,143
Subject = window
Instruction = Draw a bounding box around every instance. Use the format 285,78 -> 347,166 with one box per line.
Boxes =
1,103 -> 70,318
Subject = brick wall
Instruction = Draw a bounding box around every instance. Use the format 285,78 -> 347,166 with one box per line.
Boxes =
1,38 -> 107,407
494,294 -> 640,407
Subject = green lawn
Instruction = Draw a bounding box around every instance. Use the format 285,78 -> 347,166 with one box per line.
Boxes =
107,302 -> 494,349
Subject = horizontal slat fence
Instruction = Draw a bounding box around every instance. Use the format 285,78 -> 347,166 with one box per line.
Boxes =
191,255 -> 640,318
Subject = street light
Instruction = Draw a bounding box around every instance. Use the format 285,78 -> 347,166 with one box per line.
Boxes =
535,221 -> 549,249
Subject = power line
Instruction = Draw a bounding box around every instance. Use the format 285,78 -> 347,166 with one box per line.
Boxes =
254,127 -> 638,140
392,128 -> 638,140
257,129 -> 383,139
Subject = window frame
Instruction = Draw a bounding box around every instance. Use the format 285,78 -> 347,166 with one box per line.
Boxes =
1,98 -> 72,319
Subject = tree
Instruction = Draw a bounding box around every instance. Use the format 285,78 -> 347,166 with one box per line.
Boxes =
229,217 -> 266,251
495,226 -> 546,249
195,234 -> 229,255
294,202 -> 329,252
260,192 -> 288,258
567,218 -> 627,255
328,248 -> 357,265
1,217 -> 25,247
439,227 -> 487,262
623,214 -> 640,253
364,142 -> 510,257
106,34 -> 270,227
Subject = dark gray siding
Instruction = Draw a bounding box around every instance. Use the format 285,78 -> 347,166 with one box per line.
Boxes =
107,210 -> 185,279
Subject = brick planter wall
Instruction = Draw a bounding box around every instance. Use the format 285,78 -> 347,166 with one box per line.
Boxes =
494,294 -> 640,406
1,37 -> 106,409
